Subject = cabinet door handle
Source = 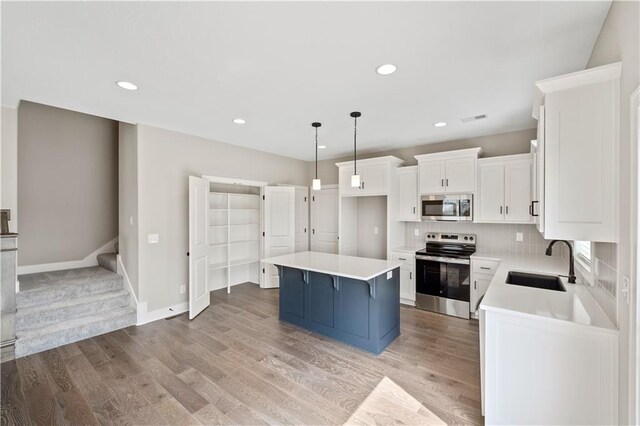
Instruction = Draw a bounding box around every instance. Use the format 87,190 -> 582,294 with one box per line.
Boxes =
480,266 -> 491,270
500,206 -> 503,214
413,206 -> 416,214
362,181 -> 365,190
531,201 -> 539,217
446,178 -> 449,187
312,229 -> 315,234
441,179 -> 444,187
410,272 -> 412,280
506,206 -> 509,214
398,257 -> 407,261
474,281 -> 477,290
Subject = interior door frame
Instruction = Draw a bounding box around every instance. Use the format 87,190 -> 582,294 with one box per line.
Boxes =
630,85 -> 640,424
311,184 -> 339,252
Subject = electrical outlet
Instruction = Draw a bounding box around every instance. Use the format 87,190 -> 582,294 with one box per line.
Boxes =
516,232 -> 524,242
148,233 -> 159,244
414,228 -> 420,236
622,275 -> 631,304
180,285 -> 186,294
374,227 -> 379,234
387,271 -> 393,279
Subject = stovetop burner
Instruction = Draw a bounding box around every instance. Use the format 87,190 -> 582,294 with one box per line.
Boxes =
415,232 -> 477,259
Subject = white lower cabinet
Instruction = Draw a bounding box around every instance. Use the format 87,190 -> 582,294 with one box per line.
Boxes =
470,258 -> 499,316
391,251 -> 415,305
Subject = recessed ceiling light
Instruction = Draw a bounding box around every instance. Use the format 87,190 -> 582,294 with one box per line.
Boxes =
433,122 -> 447,127
232,118 -> 246,124
116,81 -> 138,91
375,64 -> 397,76
318,145 -> 326,149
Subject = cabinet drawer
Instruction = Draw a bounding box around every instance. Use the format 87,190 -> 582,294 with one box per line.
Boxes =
390,252 -> 414,266
472,259 -> 500,275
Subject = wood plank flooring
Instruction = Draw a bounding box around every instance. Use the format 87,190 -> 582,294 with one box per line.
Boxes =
1,283 -> 483,425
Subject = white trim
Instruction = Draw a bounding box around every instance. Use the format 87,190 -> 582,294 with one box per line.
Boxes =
116,255 -> 139,310
630,84 -> 640,425
201,175 -> 269,187
17,237 -> 118,275
136,301 -> 188,326
335,155 -> 404,168
414,147 -> 482,162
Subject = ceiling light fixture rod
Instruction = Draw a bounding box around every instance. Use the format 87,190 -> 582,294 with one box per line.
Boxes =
350,111 -> 362,188
312,122 -> 322,191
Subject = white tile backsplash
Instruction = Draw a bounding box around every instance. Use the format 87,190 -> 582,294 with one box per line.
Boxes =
404,222 -> 563,258
574,242 -> 617,325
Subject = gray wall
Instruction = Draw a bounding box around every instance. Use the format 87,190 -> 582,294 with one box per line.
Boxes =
1,106 -> 18,233
356,196 -> 387,260
313,128 -> 536,184
586,0 -> 639,422
118,123 -> 138,297
17,101 -> 118,266
136,124 -> 309,312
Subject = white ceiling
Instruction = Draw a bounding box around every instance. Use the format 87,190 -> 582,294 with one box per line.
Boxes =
2,1 -> 611,161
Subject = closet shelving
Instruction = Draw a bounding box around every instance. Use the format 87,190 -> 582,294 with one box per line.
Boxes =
208,192 -> 261,292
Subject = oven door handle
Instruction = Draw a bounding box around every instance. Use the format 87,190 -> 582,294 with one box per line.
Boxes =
415,255 -> 470,265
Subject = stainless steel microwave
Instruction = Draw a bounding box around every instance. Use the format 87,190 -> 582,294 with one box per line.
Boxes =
421,194 -> 473,221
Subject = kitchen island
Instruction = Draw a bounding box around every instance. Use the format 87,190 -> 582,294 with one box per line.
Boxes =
263,251 -> 403,354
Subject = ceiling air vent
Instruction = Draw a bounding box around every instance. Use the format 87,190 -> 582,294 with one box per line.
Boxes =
461,113 -> 488,123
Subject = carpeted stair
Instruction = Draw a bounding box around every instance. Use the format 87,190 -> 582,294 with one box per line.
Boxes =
15,266 -> 136,358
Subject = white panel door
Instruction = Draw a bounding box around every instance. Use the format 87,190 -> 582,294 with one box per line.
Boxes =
294,187 -> 309,252
445,157 -> 476,193
262,186 -> 295,288
478,164 -> 505,222
310,187 -> 339,253
188,176 -> 210,320
418,160 -> 446,194
505,161 -> 533,223
397,168 -> 420,221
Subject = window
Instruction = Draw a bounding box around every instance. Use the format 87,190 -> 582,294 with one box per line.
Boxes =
574,240 -> 592,271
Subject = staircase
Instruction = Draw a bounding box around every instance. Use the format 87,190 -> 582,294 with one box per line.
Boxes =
15,266 -> 136,358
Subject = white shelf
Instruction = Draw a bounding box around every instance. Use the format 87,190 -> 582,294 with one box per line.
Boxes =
209,262 -> 228,271
209,225 -> 228,228
230,223 -> 259,227
210,209 -> 228,211
230,258 -> 260,267
230,208 -> 259,212
209,242 -> 228,247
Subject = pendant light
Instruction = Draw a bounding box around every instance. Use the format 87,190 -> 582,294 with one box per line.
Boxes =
312,122 -> 322,191
350,111 -> 362,188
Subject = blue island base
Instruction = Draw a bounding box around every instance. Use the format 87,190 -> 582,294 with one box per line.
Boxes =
277,266 -> 400,354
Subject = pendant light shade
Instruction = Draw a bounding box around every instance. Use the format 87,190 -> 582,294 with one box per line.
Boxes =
350,111 -> 362,188
312,122 -> 322,191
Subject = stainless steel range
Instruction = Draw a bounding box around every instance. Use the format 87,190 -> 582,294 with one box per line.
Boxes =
415,233 -> 476,319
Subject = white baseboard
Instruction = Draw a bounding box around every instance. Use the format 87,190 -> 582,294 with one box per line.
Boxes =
17,237 -> 118,275
137,301 -> 188,326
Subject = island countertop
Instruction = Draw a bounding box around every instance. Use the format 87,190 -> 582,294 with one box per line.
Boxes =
263,251 -> 403,281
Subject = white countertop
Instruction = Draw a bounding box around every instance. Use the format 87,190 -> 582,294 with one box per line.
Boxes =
263,251 -> 404,281
391,246 -> 422,254
477,252 -> 617,333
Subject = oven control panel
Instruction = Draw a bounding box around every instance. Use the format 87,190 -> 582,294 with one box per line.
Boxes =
425,232 -> 476,244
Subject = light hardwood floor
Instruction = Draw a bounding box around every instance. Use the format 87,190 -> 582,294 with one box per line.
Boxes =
1,283 -> 483,425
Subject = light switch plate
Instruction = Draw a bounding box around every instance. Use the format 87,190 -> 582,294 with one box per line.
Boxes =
387,271 -> 393,279
622,275 -> 631,304
516,232 -> 524,242
414,228 -> 420,236
148,233 -> 159,244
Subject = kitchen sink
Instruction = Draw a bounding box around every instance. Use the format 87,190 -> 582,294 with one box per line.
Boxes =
505,271 -> 566,292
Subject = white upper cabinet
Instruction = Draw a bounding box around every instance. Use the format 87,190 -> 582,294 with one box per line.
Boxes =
417,159 -> 446,194
533,62 -> 620,242
336,156 -> 403,197
415,148 -> 482,195
532,107 -> 546,234
477,154 -> 533,224
396,166 -> 420,221
445,157 -> 476,193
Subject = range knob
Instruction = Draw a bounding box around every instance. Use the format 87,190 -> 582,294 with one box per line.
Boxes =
464,236 -> 469,241
469,236 -> 474,241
